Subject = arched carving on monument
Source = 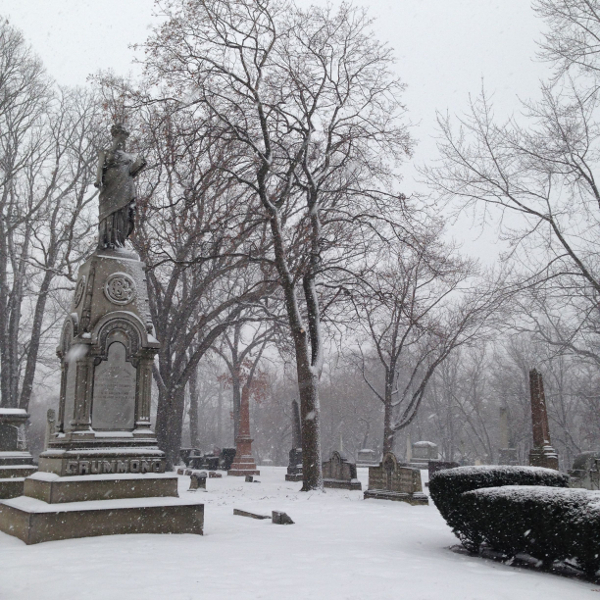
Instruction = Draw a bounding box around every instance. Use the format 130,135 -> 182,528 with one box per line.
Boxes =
95,317 -> 142,366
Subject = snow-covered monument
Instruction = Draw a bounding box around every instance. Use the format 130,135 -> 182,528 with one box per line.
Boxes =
0,125 -> 204,544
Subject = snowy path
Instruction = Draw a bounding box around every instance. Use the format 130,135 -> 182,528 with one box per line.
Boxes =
0,467 -> 595,599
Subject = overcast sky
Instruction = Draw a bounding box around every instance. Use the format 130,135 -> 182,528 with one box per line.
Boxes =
0,0 -> 551,258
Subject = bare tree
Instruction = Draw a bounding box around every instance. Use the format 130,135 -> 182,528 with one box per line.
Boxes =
137,0 -> 412,489
0,20 -> 102,410
351,227 -> 504,455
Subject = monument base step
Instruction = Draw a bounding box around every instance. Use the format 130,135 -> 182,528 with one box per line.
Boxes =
0,452 -> 34,467
323,478 -> 362,491
24,472 -> 179,504
364,489 -> 429,505
285,473 -> 303,482
0,495 -> 204,544
0,478 -> 25,499
0,465 -> 37,479
228,459 -> 260,477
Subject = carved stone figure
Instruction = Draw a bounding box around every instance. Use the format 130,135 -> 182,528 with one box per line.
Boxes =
95,124 -> 146,249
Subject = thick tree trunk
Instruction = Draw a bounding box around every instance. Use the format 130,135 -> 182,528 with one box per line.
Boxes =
293,329 -> 322,491
156,385 -> 186,469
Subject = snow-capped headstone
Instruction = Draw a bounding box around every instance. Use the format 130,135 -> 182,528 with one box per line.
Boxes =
410,441 -> 439,468
365,452 -> 428,505
322,450 -> 361,490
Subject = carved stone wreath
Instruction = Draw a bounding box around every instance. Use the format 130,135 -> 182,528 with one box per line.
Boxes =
74,276 -> 86,307
104,272 -> 136,305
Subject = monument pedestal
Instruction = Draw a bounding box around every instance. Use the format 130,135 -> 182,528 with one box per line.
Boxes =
228,436 -> 260,477
0,247 -> 203,543
0,409 -> 37,499
529,445 -> 559,470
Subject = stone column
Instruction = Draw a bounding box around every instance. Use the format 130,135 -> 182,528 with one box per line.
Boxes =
528,369 -> 559,470
498,406 -> 517,465
228,387 -> 260,476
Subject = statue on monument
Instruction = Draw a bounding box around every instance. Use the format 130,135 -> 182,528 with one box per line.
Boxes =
94,124 -> 146,249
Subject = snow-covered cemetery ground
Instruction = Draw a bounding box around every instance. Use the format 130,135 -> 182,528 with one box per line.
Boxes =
0,467 -> 595,600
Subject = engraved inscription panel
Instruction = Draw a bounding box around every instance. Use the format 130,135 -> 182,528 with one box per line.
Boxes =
92,342 -> 136,430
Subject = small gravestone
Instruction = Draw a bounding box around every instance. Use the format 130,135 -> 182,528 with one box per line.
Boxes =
188,471 -> 207,491
357,449 -> 378,467
365,452 -> 428,505
272,511 -> 294,525
322,450 -> 361,490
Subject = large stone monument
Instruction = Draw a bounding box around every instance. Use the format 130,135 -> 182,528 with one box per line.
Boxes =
285,399 -> 303,482
528,369 -> 559,470
364,452 -> 428,505
0,125 -> 204,544
0,409 -> 37,499
322,450 -> 361,490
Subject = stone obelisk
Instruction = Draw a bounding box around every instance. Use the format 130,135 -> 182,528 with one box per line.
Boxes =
0,125 -> 204,544
528,369 -> 559,470
228,387 -> 260,477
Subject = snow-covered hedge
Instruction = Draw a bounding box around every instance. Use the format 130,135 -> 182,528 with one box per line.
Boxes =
462,486 -> 600,576
429,466 -> 569,551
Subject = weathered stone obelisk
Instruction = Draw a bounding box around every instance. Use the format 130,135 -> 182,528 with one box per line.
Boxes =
0,125 -> 204,544
228,387 -> 260,477
498,406 -> 518,465
528,368 -> 559,470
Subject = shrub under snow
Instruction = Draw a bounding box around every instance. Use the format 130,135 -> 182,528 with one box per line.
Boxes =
429,466 -> 569,552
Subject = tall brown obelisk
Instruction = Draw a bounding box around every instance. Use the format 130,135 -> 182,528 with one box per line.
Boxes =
528,369 -> 559,470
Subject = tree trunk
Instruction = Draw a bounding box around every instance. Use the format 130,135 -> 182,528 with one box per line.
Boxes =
293,330 -> 322,491
156,385 -> 186,469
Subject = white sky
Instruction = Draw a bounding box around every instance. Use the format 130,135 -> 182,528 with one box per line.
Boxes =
0,0 -> 551,259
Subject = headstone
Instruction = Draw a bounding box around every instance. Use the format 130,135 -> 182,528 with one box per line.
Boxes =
498,406 -> 518,465
322,450 -> 362,490
528,369 -> 559,470
272,511 -> 294,525
285,399 -> 303,482
0,125 -> 203,545
356,449 -> 378,467
410,441 -> 439,468
364,452 -> 428,505
188,471 -> 207,491
0,409 -> 37,499
568,451 -> 600,490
